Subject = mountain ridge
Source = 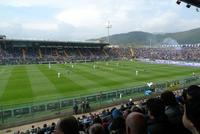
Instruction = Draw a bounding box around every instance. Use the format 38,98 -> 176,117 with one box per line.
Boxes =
89,27 -> 200,46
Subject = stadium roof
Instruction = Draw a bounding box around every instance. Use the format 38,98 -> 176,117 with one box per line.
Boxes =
180,0 -> 200,7
0,39 -> 109,48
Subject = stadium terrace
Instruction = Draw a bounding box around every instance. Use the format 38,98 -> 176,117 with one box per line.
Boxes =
0,38 -> 111,64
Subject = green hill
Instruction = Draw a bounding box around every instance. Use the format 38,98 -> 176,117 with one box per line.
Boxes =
89,27 -> 200,46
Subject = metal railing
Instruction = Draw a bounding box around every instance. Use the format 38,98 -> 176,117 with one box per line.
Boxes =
0,76 -> 200,129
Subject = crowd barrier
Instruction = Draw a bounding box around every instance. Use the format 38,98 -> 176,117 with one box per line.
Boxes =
0,76 -> 200,129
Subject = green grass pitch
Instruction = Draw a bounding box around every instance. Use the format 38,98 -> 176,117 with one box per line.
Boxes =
0,60 -> 200,105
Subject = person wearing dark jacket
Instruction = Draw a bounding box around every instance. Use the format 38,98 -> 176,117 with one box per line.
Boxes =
146,98 -> 176,134
161,90 -> 191,134
183,96 -> 200,134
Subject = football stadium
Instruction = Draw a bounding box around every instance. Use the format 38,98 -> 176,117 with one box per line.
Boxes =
1,0 -> 200,134
1,36 -> 200,132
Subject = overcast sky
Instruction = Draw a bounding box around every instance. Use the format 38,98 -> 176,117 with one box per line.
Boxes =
0,0 -> 199,41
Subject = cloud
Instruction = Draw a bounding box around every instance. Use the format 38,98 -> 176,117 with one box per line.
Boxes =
0,0 -> 58,7
0,0 -> 37,7
22,22 -> 58,31
0,22 -> 13,28
141,11 -> 179,33
137,10 -> 200,33
56,6 -> 103,27
176,19 -> 200,31
0,0 -> 199,40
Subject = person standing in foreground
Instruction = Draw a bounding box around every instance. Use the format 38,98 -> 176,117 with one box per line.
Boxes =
182,96 -> 200,134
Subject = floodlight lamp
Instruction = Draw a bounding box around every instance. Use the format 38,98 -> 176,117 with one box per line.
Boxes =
186,4 -> 191,8
176,0 -> 181,5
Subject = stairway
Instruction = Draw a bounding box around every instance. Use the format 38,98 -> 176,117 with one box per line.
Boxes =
55,49 -> 59,57
38,49 -> 42,58
22,48 -> 26,60
103,49 -> 109,56
52,49 -> 58,57
78,48 -> 83,57
64,50 -> 68,57
88,49 -> 94,56
130,48 -> 135,57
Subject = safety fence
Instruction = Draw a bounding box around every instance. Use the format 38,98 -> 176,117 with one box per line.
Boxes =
0,76 -> 200,129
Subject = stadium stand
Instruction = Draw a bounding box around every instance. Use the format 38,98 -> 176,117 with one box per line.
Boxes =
135,47 -> 200,62
0,40 -> 101,64
0,39 -> 135,65
2,39 -> 200,65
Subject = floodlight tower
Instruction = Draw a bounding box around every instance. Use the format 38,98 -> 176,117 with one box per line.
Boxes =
105,21 -> 112,44
149,39 -> 152,48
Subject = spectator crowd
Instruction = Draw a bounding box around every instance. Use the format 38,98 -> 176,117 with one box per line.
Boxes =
0,47 -> 134,65
2,46 -> 200,64
14,85 -> 200,134
135,47 -> 200,62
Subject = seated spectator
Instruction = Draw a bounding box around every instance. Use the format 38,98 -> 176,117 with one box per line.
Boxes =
109,109 -> 126,134
182,96 -> 200,134
120,104 -> 126,111
126,112 -> 147,134
50,122 -> 56,133
93,115 -> 102,124
123,109 -> 131,119
89,123 -> 105,134
146,98 -> 176,134
31,125 -> 37,134
161,91 -> 181,121
178,89 -> 188,106
102,117 -> 110,134
110,108 -> 122,120
109,117 -> 126,134
78,123 -> 86,134
38,123 -> 49,134
161,90 -> 190,134
126,99 -> 134,109
54,116 -> 79,134
186,85 -> 200,100
131,106 -> 144,114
